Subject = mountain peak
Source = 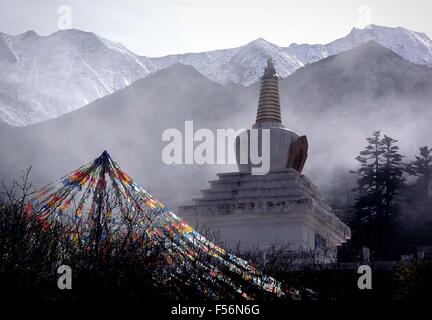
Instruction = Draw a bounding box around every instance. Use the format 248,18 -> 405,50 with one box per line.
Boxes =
352,40 -> 401,58
52,28 -> 98,38
365,24 -> 412,31
50,28 -> 109,49
364,24 -> 382,29
163,62 -> 200,73
18,30 -> 39,38
247,37 -> 275,47
350,24 -> 405,33
152,63 -> 219,84
319,40 -> 408,70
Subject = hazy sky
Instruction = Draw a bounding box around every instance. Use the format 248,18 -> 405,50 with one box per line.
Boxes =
1,0 -> 431,57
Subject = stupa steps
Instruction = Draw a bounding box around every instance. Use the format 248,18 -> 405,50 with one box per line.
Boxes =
200,185 -> 323,200
198,191 -> 308,201
256,110 -> 281,116
192,195 -> 316,206
184,197 -> 334,217
208,174 -> 320,192
193,190 -> 329,205
192,198 -> 330,211
215,170 -> 304,181
258,93 -> 280,99
259,81 -> 279,86
193,172 -> 330,209
258,95 -> 280,101
193,197 -> 316,206
207,179 -> 311,190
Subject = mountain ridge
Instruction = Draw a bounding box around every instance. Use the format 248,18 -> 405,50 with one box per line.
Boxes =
1,25 -> 432,126
1,41 -> 432,207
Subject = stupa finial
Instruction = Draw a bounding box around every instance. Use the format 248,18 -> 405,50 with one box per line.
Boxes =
255,58 -> 282,126
262,57 -> 277,79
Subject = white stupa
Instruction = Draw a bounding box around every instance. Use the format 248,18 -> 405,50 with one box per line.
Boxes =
179,59 -> 350,263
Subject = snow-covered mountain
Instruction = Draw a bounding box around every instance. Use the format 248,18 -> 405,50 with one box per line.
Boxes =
2,42 -> 432,206
0,29 -> 155,126
325,24 -> 432,66
152,25 -> 432,86
149,38 -> 303,86
1,24 -> 432,126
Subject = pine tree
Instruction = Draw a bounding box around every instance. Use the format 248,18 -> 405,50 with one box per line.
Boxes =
380,135 -> 404,217
353,131 -> 384,222
350,131 -> 404,260
406,146 -> 432,200
403,146 -> 432,233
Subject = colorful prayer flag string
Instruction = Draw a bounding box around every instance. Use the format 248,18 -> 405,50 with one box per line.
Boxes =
28,151 -> 291,299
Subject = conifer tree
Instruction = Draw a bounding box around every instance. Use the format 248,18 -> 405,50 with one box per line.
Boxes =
353,131 -> 384,222
380,135 -> 404,217
406,146 -> 432,200
350,131 -> 404,260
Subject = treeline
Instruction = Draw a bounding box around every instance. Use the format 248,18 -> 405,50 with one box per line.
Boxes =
339,131 -> 432,261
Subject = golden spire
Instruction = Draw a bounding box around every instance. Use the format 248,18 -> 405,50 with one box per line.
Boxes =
255,58 -> 282,126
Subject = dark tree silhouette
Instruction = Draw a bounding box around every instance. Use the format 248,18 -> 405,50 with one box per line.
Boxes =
397,146 -> 432,250
353,131 -> 384,221
381,135 -> 404,217
406,146 -> 432,202
349,131 -> 404,260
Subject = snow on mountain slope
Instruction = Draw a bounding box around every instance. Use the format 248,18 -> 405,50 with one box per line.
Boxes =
1,25 -> 432,126
2,46 -> 432,206
151,25 -> 432,86
0,29 -> 156,125
150,38 -> 305,85
325,25 -> 432,65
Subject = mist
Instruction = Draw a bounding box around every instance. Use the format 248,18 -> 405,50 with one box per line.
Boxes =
1,42 -> 432,218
